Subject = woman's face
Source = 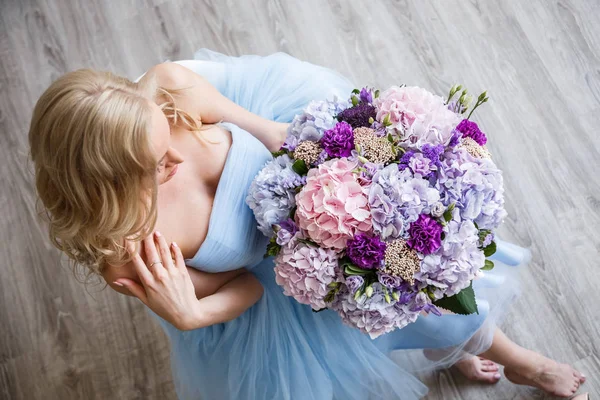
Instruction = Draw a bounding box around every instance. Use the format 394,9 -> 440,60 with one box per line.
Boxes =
149,102 -> 184,185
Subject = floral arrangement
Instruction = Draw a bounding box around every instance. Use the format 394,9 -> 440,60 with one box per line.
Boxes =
247,84 -> 505,339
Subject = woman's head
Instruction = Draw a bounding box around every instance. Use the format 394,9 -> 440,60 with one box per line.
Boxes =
29,69 -> 183,274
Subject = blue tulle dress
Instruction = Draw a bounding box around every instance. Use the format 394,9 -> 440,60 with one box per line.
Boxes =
151,49 -> 530,400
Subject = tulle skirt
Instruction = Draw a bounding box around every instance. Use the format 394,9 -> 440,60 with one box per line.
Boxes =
151,49 -> 530,400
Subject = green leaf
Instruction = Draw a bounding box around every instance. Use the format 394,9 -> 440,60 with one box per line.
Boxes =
324,289 -> 337,303
340,257 -> 373,276
288,206 -> 297,218
351,88 -> 360,95
387,133 -> 394,143
292,159 -> 309,175
271,149 -> 287,157
443,209 -> 453,222
265,240 -> 281,258
344,265 -> 371,276
483,241 -> 497,257
481,260 -> 495,271
351,95 -> 359,107
433,283 -> 478,315
383,113 -> 391,126
374,89 -> 380,98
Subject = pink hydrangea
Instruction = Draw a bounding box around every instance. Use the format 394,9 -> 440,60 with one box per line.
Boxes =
274,235 -> 340,310
374,86 -> 460,148
295,158 -> 372,250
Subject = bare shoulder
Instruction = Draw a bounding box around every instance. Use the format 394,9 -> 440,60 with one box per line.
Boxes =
145,62 -> 203,90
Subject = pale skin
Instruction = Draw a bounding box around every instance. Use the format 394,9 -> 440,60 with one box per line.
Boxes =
101,62 -> 587,398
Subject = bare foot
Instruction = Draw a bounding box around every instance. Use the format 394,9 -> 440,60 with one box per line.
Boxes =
504,355 -> 586,398
454,356 -> 501,384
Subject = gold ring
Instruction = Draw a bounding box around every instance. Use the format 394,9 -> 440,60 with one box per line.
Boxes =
148,261 -> 163,268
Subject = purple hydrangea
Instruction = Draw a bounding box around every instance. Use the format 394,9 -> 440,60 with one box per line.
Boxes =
284,98 -> 349,150
368,165 -> 441,240
436,147 -> 506,230
346,234 -> 387,269
332,284 -> 420,339
415,219 -> 484,298
337,103 -> 377,128
320,121 -> 355,158
481,231 -> 494,248
407,214 -> 443,255
409,292 -> 442,316
456,119 -> 487,146
448,129 -> 461,147
276,218 -> 299,246
345,275 -> 365,294
246,155 -> 306,236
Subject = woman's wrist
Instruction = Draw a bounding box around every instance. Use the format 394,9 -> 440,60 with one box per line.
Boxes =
176,301 -> 206,331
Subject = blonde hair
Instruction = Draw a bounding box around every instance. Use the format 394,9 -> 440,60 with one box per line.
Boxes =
29,69 -> 199,277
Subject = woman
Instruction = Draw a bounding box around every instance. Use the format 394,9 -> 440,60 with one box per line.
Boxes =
29,50 -> 587,399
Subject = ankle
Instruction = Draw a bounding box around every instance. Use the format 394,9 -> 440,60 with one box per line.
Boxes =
505,352 -> 548,378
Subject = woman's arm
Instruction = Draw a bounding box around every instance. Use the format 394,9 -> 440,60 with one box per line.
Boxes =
104,262 -> 246,300
144,62 -> 288,152
112,233 -> 263,331
184,270 -> 263,329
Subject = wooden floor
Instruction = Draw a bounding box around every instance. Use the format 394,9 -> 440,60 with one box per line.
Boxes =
1,0 -> 599,399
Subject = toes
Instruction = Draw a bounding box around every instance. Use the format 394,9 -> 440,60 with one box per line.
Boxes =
481,364 -> 499,372
478,372 -> 501,384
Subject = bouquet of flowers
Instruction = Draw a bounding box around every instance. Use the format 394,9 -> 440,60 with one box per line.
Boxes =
247,83 -> 505,339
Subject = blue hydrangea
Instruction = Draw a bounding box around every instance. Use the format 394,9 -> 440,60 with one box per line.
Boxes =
283,98 -> 349,150
246,155 -> 306,236
436,148 -> 507,230
415,217 -> 484,298
368,165 -> 441,240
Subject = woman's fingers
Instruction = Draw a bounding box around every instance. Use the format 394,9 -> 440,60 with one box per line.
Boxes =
115,278 -> 148,304
154,231 -> 175,270
127,241 -> 154,285
171,242 -> 187,272
143,234 -> 161,266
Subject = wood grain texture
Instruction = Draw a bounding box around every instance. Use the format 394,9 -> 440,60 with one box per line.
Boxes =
0,0 -> 598,399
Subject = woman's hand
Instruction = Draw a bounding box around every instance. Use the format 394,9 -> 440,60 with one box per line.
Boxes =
114,232 -> 202,330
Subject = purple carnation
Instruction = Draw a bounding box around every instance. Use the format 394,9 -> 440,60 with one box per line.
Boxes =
456,119 -> 487,146
345,276 -> 365,294
407,214 -> 443,255
421,144 -> 444,167
337,103 -> 377,128
359,88 -> 373,104
398,150 -> 415,171
320,121 -> 355,158
346,234 -> 387,269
